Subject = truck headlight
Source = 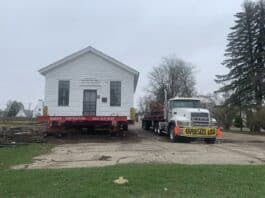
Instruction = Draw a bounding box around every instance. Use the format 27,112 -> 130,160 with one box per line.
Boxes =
211,118 -> 217,126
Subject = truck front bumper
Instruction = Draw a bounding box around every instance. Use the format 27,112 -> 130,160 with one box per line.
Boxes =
177,127 -> 222,138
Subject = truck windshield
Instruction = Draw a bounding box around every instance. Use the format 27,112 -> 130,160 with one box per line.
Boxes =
171,100 -> 201,108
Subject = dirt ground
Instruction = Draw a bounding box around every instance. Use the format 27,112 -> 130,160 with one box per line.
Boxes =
13,124 -> 265,169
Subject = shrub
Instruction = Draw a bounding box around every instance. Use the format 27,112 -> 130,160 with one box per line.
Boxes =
246,108 -> 265,132
212,105 -> 237,130
233,115 -> 243,128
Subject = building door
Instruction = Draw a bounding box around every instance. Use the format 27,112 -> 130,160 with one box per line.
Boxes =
83,90 -> 97,116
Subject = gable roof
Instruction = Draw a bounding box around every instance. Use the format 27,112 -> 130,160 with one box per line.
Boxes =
38,46 -> 139,91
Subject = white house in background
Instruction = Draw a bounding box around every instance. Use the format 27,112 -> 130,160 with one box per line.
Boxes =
16,108 -> 27,117
32,100 -> 44,118
16,108 -> 33,118
38,46 -> 139,118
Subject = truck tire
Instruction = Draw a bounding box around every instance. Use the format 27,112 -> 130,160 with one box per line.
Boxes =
169,126 -> 177,142
157,128 -> 162,136
154,127 -> 162,136
142,121 -> 145,129
204,138 -> 216,144
153,127 -> 158,134
142,121 -> 150,130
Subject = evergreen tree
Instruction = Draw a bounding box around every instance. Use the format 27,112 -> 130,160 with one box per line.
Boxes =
254,0 -> 265,110
215,1 -> 256,108
216,0 -> 265,114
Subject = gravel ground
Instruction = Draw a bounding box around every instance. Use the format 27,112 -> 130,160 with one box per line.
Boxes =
12,124 -> 265,169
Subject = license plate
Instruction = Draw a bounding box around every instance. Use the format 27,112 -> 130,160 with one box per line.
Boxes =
183,128 -> 216,136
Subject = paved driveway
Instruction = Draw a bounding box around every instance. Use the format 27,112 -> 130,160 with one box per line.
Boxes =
13,125 -> 265,169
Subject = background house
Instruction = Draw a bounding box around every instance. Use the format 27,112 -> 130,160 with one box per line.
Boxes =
16,108 -> 33,118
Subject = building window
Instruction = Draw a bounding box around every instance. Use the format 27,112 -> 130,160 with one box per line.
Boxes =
58,80 -> 70,106
110,81 -> 121,106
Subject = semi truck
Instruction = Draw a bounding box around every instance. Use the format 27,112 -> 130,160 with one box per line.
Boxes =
142,90 -> 221,143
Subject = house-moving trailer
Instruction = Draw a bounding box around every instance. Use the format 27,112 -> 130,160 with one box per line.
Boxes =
38,46 -> 139,134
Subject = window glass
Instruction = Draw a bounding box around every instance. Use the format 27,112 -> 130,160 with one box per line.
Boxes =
171,100 -> 200,108
58,80 -> 70,106
110,81 -> 121,106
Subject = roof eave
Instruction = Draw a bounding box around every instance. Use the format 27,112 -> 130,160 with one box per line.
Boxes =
38,46 -> 139,77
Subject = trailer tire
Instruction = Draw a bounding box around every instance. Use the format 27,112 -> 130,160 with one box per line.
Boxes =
123,124 -> 128,131
204,138 -> 216,144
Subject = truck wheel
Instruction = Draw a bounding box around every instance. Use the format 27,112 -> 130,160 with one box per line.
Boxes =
142,121 -> 145,129
142,121 -> 148,130
153,127 -> 158,134
157,128 -> 162,136
169,126 -> 177,142
154,126 -> 161,135
145,123 -> 151,130
204,138 -> 216,144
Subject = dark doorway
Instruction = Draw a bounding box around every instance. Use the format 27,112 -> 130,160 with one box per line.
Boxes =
83,90 -> 97,116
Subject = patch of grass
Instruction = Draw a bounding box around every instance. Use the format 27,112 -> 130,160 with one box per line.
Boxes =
0,164 -> 264,198
0,144 -> 53,168
0,120 -> 37,126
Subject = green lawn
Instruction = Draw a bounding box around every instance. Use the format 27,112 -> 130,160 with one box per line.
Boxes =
0,144 -> 53,168
0,164 -> 264,198
0,144 -> 264,198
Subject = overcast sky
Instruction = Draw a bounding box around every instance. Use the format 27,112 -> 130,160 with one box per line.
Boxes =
0,0 -> 244,109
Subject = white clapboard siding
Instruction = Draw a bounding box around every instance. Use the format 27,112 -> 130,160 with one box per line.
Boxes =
40,47 -> 138,117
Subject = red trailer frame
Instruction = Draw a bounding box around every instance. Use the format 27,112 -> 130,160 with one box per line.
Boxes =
37,116 -> 128,134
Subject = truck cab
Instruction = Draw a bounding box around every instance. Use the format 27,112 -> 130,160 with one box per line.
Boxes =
168,97 -> 210,127
142,97 -> 221,144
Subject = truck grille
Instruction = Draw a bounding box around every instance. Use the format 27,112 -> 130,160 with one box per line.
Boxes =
191,112 -> 209,126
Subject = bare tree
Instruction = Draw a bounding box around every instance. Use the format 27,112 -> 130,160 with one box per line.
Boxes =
149,56 -> 196,103
137,95 -> 154,115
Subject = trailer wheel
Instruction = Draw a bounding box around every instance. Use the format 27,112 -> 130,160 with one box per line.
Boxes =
169,126 -> 177,142
204,138 -> 216,144
123,124 -> 128,131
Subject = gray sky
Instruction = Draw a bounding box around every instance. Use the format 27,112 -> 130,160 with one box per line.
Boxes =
0,0 -> 243,109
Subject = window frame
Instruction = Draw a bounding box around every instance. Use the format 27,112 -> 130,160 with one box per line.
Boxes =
58,80 -> 70,106
110,81 -> 121,107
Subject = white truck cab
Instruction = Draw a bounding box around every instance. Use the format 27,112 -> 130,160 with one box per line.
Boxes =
152,97 -> 221,144
168,97 -> 211,127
